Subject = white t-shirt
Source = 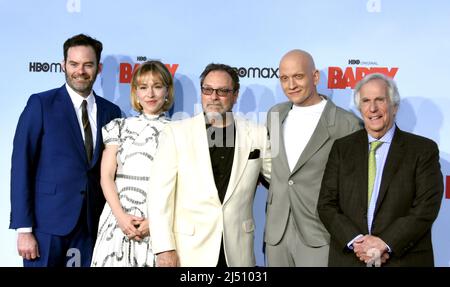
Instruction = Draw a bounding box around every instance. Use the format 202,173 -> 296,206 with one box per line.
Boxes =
283,98 -> 327,171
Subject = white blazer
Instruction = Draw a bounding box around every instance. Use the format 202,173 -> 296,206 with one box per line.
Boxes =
148,113 -> 271,266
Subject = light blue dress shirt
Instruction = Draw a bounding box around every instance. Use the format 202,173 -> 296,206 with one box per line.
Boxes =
367,125 -> 396,233
347,125 -> 396,250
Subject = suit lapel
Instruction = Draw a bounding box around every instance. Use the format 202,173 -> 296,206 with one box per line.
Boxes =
290,99 -> 334,175
223,117 -> 252,205
270,103 -> 291,173
353,131 -> 370,215
374,127 -> 405,214
92,95 -> 105,166
59,85 -> 88,163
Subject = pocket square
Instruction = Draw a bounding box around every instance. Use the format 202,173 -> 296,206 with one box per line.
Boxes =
248,149 -> 260,159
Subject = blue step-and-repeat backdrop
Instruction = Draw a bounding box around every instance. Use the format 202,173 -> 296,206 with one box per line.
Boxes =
1,0 -> 449,266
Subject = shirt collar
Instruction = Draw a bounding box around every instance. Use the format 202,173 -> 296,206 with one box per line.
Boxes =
291,96 -> 327,112
140,113 -> 165,121
368,124 -> 396,144
65,83 -> 95,109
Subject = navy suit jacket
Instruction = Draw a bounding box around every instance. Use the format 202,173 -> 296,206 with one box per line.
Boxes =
318,127 -> 443,266
10,85 -> 122,237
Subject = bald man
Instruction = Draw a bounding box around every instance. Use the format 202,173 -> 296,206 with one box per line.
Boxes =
264,49 -> 362,266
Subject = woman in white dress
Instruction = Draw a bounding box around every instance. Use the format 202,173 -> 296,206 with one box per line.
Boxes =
91,60 -> 174,266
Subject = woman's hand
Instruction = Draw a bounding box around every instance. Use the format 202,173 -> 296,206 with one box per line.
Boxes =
116,212 -> 143,240
131,218 -> 150,241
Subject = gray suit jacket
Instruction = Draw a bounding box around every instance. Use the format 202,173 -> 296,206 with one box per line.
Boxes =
265,97 -> 362,247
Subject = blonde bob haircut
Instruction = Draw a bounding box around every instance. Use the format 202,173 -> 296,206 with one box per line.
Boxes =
130,60 -> 174,113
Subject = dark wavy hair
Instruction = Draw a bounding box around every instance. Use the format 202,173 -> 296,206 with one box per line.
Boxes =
63,34 -> 103,65
200,63 -> 240,92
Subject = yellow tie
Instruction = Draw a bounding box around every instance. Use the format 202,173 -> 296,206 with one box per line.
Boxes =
368,141 -> 383,206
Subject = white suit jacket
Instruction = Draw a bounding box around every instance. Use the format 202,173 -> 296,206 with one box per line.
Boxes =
148,113 -> 271,267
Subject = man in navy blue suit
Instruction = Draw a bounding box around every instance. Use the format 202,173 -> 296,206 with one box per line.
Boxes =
9,34 -> 122,267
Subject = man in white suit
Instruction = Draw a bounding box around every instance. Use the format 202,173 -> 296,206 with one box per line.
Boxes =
148,63 -> 271,267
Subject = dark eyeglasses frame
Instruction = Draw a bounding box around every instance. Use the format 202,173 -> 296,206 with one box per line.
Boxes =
201,86 -> 235,97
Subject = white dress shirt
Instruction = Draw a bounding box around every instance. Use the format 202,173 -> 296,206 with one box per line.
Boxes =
66,83 -> 97,151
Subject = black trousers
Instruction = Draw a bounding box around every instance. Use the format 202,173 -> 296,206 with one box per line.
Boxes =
217,240 -> 228,267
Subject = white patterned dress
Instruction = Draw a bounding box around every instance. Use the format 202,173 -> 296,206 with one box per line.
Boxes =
91,113 -> 168,267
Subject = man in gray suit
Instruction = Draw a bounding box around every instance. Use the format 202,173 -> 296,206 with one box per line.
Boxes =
264,49 -> 362,266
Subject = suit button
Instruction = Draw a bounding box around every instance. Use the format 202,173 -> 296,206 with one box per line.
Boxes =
288,180 -> 294,186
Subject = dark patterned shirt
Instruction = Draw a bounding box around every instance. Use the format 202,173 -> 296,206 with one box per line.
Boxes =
206,121 -> 236,203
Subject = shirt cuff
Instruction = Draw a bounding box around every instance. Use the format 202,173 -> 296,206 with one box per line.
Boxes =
17,227 -> 32,233
347,234 -> 364,249
385,243 -> 392,253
